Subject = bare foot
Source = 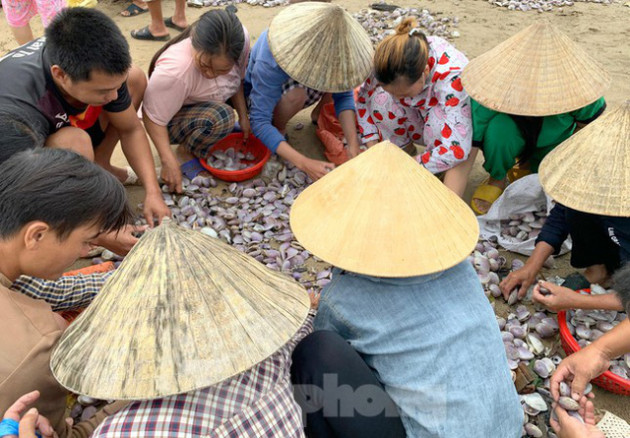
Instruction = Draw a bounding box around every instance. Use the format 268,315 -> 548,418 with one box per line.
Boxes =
472,177 -> 506,214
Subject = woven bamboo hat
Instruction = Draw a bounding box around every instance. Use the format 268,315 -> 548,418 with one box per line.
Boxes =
50,220 -> 310,400
290,141 -> 479,277
539,101 -> 630,217
461,22 -> 610,116
268,2 -> 373,93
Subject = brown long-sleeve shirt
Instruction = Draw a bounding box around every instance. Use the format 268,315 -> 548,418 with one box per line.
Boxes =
0,273 -> 123,438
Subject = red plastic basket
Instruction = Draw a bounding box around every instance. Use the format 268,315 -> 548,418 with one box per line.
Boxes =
558,289 -> 630,396
200,133 -> 271,182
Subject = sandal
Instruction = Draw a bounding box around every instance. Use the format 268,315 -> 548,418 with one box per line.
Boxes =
120,3 -> 148,17
130,26 -> 170,42
164,17 -> 186,32
471,178 -> 504,215
123,166 -> 142,186
507,164 -> 532,183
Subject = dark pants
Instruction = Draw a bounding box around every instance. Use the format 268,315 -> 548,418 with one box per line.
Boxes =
291,331 -> 406,438
569,209 -> 627,273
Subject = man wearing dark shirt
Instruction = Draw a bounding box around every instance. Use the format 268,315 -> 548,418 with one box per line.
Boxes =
0,8 -> 169,226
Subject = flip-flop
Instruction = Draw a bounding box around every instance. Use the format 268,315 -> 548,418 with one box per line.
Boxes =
471,178 -> 504,215
370,3 -> 400,11
130,26 -> 170,42
507,164 -> 532,183
120,3 -> 148,17
164,17 -> 186,32
561,272 -> 591,291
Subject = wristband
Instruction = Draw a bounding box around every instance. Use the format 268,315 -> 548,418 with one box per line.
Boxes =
0,418 -> 42,438
0,419 -> 18,437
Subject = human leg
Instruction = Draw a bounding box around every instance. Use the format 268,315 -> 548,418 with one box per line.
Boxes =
168,102 -> 235,159
130,0 -> 169,40
472,113 -> 526,213
45,127 -> 95,161
568,211 -> 621,284
480,113 -> 526,181
170,0 -> 187,29
310,93 -> 332,125
2,0 -> 36,45
36,0 -> 65,28
273,87 -> 308,135
93,65 -> 147,182
443,146 -> 478,198
291,330 -> 406,438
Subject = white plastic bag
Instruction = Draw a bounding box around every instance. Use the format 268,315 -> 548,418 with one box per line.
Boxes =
477,174 -> 572,256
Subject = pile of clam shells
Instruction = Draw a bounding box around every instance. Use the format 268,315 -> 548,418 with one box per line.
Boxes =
467,236 -> 506,298
565,299 -> 629,379
520,382 -> 591,437
500,305 -> 572,436
206,147 -> 257,171
244,0 -> 286,6
92,155 -> 628,436
501,207 -> 547,242
467,235 -> 555,303
489,0 -> 613,12
98,157 -> 333,291
352,7 -> 460,45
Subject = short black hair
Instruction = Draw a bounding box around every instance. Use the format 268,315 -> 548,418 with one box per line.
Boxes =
0,108 -> 45,165
0,148 -> 134,240
612,263 -> 630,314
46,8 -> 132,82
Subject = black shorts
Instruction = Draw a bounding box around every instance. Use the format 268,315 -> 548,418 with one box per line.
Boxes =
569,211 -> 621,273
85,120 -> 106,148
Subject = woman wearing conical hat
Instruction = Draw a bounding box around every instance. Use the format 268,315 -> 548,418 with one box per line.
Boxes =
461,22 -> 610,215
244,2 -> 373,181
52,221 -> 407,438
290,142 -> 523,437
356,18 -> 473,197
501,101 -> 630,310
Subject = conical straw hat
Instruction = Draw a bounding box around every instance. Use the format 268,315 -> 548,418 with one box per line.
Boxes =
461,22 -> 610,116
50,220 -> 310,400
539,101 -> 630,217
290,141 -> 479,277
268,2 -> 373,93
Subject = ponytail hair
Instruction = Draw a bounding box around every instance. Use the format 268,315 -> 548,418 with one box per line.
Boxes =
373,18 -> 429,85
149,9 -> 245,76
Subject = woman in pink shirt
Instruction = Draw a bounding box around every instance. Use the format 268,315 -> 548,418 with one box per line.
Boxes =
143,9 -> 250,192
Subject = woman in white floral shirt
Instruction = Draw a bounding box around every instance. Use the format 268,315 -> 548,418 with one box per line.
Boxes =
356,18 -> 472,196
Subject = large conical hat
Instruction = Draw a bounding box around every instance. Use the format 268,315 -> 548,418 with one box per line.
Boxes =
268,2 -> 373,93
50,220 -> 310,400
290,142 -> 479,277
539,101 -> 630,217
461,22 -> 610,116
